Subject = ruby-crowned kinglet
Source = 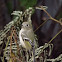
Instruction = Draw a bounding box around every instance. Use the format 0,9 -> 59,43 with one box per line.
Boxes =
19,21 -> 36,50
19,21 -> 38,62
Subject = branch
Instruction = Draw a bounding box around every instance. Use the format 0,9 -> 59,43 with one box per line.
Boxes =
47,54 -> 62,62
36,6 -> 62,25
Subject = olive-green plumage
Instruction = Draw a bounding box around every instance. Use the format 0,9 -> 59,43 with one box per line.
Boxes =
19,21 -> 35,50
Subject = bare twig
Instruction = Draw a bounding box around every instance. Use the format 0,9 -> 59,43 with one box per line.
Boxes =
36,6 -> 62,25
34,19 -> 48,32
10,27 -> 14,57
48,29 -> 62,44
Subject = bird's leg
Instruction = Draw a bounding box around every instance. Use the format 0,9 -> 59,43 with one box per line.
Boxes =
29,50 -> 32,58
32,40 -> 35,62
31,48 -> 35,62
26,50 -> 29,62
33,47 -> 35,62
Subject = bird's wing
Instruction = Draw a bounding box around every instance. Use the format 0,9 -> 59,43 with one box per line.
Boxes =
21,32 -> 32,45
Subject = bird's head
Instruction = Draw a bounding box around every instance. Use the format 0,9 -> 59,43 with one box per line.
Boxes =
22,22 -> 32,30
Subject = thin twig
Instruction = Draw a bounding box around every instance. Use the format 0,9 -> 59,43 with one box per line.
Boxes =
10,27 -> 14,57
3,37 -> 10,62
48,29 -> 62,44
34,19 -> 49,32
36,6 -> 62,25
10,36 -> 12,57
42,6 -> 62,25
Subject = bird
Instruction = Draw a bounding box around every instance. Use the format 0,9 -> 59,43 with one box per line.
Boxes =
19,21 -> 37,62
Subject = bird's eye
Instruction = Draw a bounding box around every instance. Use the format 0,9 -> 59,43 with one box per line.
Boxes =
26,24 -> 29,26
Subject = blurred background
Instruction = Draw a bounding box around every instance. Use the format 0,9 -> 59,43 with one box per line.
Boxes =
0,0 -> 62,59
